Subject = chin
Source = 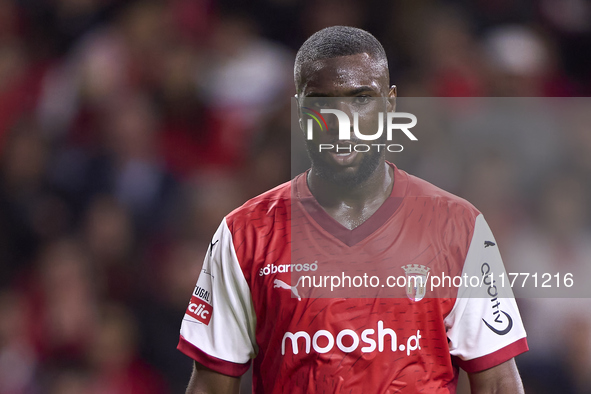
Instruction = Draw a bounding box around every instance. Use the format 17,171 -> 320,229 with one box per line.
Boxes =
309,151 -> 383,188
322,167 -> 362,186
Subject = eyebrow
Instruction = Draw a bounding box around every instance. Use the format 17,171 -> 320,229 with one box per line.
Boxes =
304,86 -> 378,97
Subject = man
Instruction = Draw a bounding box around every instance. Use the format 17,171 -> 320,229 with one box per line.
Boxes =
178,26 -> 528,393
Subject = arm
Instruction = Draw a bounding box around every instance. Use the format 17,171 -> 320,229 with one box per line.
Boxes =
186,361 -> 241,394
467,358 -> 524,394
178,219 -> 256,393
445,214 -> 528,390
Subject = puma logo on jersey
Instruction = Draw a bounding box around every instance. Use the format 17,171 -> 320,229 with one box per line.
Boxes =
484,241 -> 496,248
274,277 -> 305,301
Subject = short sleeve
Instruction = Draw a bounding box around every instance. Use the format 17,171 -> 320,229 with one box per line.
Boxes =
177,218 -> 258,377
444,214 -> 528,373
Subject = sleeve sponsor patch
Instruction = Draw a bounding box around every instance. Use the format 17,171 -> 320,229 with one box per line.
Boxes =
187,295 -> 213,325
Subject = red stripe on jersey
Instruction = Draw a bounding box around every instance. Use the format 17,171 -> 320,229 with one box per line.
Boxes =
177,335 -> 251,377
454,337 -> 529,373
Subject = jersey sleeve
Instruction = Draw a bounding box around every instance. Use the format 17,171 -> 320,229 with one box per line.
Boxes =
177,218 -> 257,377
444,214 -> 528,373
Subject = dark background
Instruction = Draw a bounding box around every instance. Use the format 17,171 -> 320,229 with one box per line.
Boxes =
0,0 -> 590,393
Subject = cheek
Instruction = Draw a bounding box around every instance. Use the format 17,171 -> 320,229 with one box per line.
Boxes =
356,111 -> 384,134
356,102 -> 386,128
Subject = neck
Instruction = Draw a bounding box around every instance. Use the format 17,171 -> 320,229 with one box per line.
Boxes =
307,161 -> 394,215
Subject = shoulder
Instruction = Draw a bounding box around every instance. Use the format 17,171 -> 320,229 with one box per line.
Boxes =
394,167 -> 483,251
221,179 -> 293,275
225,179 -> 292,235
401,168 -> 481,222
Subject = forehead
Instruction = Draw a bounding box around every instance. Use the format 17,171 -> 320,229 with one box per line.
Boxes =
299,53 -> 388,96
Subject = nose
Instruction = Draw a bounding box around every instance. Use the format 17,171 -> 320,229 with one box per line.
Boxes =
325,113 -> 339,136
324,101 -> 354,137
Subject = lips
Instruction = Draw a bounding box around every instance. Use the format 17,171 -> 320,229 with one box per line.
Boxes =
321,140 -> 357,152
328,146 -> 359,166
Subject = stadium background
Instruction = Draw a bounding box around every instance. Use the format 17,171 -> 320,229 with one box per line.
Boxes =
0,0 -> 590,393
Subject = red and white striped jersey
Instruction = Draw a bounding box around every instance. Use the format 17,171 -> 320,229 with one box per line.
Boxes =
178,163 -> 528,393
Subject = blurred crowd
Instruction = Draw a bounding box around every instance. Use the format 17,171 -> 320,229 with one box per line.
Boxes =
0,0 -> 590,393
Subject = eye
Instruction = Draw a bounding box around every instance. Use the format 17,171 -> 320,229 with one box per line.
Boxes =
313,98 -> 329,108
303,98 -> 329,109
354,96 -> 370,105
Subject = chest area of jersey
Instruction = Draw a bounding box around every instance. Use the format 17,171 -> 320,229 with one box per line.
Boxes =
255,199 -> 460,303
255,297 -> 454,393
249,203 -> 457,387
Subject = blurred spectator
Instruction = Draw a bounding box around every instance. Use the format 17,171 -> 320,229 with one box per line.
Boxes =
30,238 -> 98,365
194,12 -> 293,170
505,172 -> 591,393
101,95 -> 175,231
86,303 -> 168,394
47,366 -> 91,394
421,6 -> 488,97
483,25 -> 576,96
136,240 -> 205,394
0,121 -> 69,284
300,0 -> 368,38
0,290 -> 38,394
83,195 -> 136,301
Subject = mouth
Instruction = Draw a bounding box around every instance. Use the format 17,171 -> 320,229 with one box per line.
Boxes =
327,146 -> 359,166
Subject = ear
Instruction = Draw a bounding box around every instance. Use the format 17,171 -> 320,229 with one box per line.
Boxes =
295,94 -> 305,133
387,85 -> 397,112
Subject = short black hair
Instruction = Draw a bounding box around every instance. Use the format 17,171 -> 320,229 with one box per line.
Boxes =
294,26 -> 388,93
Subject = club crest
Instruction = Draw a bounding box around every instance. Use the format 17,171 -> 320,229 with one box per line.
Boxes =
402,264 -> 431,301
